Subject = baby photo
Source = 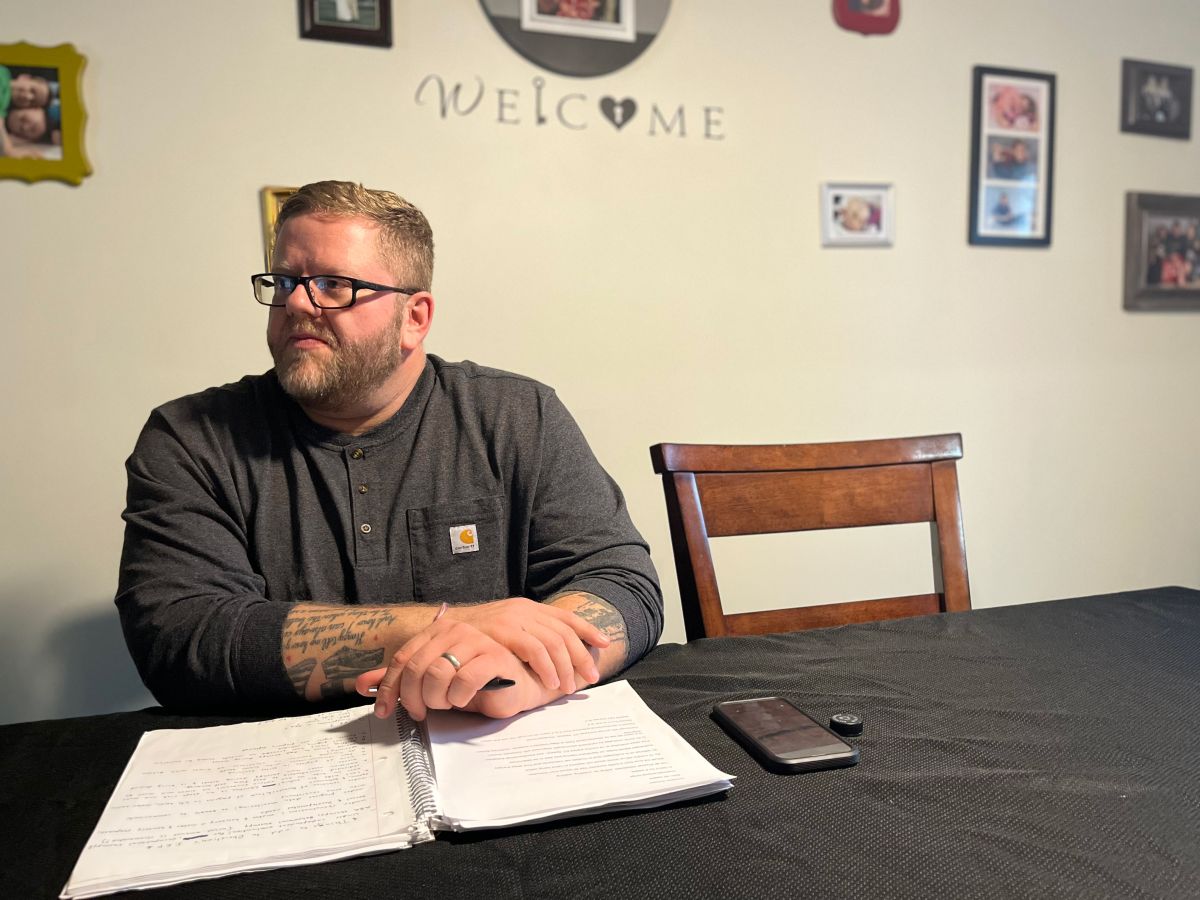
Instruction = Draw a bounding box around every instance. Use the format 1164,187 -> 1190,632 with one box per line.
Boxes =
0,62 -> 62,160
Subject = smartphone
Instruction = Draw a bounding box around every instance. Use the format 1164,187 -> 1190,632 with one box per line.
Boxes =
712,697 -> 859,774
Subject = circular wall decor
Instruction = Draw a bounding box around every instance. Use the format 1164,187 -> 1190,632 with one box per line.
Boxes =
479,0 -> 671,78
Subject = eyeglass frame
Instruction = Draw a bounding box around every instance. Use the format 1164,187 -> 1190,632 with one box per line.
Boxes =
250,272 -> 423,310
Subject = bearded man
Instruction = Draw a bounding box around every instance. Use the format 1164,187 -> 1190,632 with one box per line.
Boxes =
117,181 -> 663,722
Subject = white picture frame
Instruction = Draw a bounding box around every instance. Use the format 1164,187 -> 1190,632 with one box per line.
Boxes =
820,182 -> 895,247
520,0 -> 637,43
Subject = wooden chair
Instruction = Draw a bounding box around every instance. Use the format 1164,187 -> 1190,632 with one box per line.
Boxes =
649,434 -> 971,640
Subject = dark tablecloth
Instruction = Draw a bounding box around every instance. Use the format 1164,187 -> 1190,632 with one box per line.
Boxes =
4,586 -> 1199,899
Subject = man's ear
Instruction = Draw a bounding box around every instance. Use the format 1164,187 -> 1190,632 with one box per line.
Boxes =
400,292 -> 434,351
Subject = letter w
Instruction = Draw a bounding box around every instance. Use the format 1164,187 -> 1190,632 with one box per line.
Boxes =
415,75 -> 485,118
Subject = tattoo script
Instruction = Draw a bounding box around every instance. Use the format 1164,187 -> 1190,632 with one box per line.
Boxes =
283,608 -> 399,655
282,607 -> 397,699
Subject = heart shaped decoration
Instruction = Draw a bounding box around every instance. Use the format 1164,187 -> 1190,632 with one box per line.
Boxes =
599,96 -> 637,130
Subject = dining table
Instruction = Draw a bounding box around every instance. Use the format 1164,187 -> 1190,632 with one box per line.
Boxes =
4,585 -> 1198,899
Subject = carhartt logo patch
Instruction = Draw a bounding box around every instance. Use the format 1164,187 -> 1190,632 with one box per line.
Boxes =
449,524 -> 479,555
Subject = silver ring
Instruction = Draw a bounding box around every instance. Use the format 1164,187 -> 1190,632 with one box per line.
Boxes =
440,651 -> 462,670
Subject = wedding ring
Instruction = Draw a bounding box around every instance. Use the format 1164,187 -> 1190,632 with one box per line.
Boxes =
440,652 -> 462,670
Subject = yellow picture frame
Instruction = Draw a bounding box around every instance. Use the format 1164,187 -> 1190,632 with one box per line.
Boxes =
259,185 -> 298,268
0,41 -> 92,186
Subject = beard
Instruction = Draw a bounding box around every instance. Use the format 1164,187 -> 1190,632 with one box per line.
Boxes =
270,310 -> 405,410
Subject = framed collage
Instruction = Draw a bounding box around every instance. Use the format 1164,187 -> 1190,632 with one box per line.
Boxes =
968,66 -> 1056,247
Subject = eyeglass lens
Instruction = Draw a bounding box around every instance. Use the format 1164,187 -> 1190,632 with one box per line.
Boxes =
255,275 -> 356,308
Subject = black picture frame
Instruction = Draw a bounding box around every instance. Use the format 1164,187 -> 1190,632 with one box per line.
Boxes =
968,65 -> 1055,248
1120,58 -> 1192,140
1123,192 -> 1200,312
298,0 -> 392,48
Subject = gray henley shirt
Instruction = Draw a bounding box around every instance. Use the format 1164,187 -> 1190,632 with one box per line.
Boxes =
116,355 -> 663,711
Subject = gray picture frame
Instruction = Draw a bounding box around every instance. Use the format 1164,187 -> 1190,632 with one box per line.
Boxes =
1121,58 -> 1192,140
1124,192 -> 1200,311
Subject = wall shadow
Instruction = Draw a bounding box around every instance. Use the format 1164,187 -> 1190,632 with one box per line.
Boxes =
45,603 -> 155,720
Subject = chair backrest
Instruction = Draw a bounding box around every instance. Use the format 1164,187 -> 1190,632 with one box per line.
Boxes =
649,434 -> 971,640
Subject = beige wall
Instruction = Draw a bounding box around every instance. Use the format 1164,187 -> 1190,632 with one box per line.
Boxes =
3,1 -> 1198,725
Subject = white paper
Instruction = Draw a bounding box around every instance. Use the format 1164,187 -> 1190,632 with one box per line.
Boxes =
61,707 -> 423,899
61,682 -> 733,897
428,680 -> 734,829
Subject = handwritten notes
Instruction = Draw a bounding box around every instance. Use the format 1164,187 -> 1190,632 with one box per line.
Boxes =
62,708 -> 421,898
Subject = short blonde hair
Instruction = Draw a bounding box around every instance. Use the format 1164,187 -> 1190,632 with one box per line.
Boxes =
276,181 -> 435,290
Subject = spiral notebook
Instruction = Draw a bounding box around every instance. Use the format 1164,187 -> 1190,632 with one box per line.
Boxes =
61,680 -> 734,899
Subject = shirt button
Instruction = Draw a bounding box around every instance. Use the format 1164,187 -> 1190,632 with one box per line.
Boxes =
359,484 -> 369,494
351,448 -> 364,460
360,523 -> 372,534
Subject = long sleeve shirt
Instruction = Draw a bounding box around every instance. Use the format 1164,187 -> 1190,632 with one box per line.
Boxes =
116,356 -> 663,711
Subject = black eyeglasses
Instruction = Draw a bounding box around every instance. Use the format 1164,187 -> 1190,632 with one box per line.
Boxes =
250,273 -> 421,309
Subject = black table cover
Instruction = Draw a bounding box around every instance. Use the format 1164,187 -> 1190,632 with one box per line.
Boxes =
4,586 -> 1198,899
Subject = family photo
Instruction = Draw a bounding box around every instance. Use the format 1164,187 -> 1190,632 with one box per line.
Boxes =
1142,215 -> 1200,288
521,0 -> 636,42
0,62 -> 62,160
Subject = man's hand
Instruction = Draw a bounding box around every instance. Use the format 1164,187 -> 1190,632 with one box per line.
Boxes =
356,616 -> 595,721
450,596 -> 608,691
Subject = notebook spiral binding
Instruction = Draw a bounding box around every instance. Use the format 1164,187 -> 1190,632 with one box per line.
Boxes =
396,709 -> 439,823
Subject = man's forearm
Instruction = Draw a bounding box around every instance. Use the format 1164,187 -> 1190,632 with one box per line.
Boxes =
547,591 -> 629,680
282,604 -> 439,701
285,593 -> 629,705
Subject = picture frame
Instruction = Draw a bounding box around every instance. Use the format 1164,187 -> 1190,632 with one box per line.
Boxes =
820,182 -> 894,247
1123,192 -> 1200,311
1120,58 -> 1192,140
520,0 -> 637,43
968,65 -> 1055,247
0,41 -> 92,186
260,186 -> 299,268
832,0 -> 901,37
298,0 -> 392,48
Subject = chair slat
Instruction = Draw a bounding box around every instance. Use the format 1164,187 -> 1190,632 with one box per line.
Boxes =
723,594 -> 943,635
697,465 -> 933,537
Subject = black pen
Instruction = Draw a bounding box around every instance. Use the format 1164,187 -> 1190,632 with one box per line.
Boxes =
368,676 -> 516,694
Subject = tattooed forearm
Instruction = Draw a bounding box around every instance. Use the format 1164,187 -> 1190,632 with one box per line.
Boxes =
547,589 -> 630,682
286,657 -> 318,695
324,647 -> 385,681
281,605 -> 414,701
282,608 -> 400,656
560,592 -> 629,643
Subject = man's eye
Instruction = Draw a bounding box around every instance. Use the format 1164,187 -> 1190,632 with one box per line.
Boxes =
313,277 -> 352,295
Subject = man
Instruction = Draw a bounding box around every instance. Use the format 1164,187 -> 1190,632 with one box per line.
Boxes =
117,180 -> 663,722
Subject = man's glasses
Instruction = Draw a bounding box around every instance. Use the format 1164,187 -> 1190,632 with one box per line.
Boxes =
251,273 -> 421,309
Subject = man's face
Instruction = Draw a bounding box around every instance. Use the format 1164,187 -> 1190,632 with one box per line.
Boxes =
266,214 -> 413,410
7,107 -> 46,141
10,74 -> 49,108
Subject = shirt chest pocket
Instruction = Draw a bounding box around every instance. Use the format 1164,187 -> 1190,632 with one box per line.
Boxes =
406,495 -> 506,604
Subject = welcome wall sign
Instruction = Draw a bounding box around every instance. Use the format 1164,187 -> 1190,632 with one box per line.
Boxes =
412,0 -> 725,141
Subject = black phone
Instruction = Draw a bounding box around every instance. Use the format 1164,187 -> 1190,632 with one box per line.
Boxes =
712,697 -> 860,774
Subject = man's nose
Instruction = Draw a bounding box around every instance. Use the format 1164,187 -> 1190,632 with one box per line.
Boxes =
283,281 -> 321,318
